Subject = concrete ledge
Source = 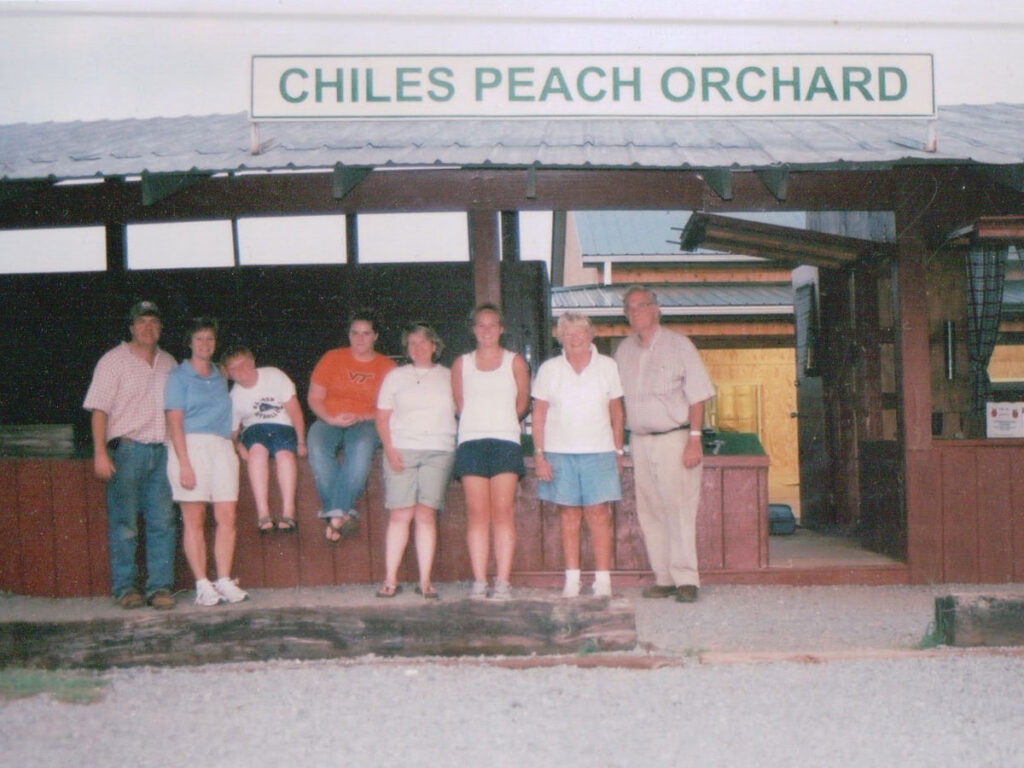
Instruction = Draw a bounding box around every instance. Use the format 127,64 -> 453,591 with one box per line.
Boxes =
0,596 -> 636,669
935,593 -> 1024,647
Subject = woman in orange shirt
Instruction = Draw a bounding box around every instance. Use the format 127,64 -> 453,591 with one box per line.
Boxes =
307,310 -> 396,542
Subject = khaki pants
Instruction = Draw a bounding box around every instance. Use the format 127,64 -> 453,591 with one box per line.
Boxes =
630,430 -> 702,587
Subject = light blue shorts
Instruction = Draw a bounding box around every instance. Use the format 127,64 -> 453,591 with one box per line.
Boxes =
382,449 -> 456,511
536,452 -> 621,507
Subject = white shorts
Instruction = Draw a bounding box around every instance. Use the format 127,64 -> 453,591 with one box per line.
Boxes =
167,433 -> 240,503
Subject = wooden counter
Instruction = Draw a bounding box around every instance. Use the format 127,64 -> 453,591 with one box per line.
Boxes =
0,451 -> 768,597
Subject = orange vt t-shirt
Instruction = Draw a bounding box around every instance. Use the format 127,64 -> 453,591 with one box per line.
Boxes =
310,347 -> 396,417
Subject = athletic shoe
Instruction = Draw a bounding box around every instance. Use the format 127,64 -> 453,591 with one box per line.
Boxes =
469,581 -> 489,600
561,581 -> 581,598
490,580 -> 512,601
213,577 -> 249,604
592,581 -> 612,598
194,578 -> 223,607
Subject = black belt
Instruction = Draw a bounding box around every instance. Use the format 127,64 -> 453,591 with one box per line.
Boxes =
107,437 -> 162,450
645,424 -> 689,436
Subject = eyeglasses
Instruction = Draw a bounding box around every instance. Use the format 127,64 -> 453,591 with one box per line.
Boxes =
625,301 -> 656,313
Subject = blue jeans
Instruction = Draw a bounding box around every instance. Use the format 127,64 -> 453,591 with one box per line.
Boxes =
106,441 -> 177,597
307,419 -> 379,519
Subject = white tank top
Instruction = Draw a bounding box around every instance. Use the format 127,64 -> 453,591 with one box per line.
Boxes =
457,349 -> 522,445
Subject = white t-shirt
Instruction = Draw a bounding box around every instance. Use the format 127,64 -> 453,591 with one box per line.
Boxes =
532,345 -> 623,453
230,366 -> 298,432
376,364 -> 457,451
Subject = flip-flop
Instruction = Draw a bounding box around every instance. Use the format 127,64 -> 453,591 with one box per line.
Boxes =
257,517 -> 275,534
416,585 -> 440,600
277,518 -> 297,533
338,513 -> 360,537
324,520 -> 343,543
376,583 -> 402,598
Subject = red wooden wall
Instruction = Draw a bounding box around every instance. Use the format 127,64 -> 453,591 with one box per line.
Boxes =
0,455 -> 768,597
907,441 -> 1024,584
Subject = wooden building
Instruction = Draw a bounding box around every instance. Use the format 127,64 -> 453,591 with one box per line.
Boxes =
3,105 -> 1024,595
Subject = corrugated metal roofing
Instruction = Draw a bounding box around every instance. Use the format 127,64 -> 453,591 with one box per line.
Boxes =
551,282 -> 793,317
574,210 -> 807,257
3,104 -> 1024,182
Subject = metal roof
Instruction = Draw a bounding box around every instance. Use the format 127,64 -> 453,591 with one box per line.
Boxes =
4,104 -> 1024,182
574,209 -> 806,258
551,282 -> 793,318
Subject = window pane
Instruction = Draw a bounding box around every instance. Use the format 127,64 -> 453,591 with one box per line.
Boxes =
358,212 -> 468,263
237,215 -> 346,265
520,210 -> 553,264
0,227 -> 106,273
127,221 -> 234,270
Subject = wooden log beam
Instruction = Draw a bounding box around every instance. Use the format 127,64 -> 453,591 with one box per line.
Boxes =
0,596 -> 637,669
935,593 -> 1024,647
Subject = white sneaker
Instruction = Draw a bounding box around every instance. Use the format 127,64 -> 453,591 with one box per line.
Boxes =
213,577 -> 249,604
469,581 -> 489,600
592,581 -> 612,598
561,581 -> 581,598
194,578 -> 223,607
490,580 -> 512,601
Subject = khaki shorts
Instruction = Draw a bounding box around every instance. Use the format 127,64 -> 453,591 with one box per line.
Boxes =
167,433 -> 239,503
382,449 -> 455,511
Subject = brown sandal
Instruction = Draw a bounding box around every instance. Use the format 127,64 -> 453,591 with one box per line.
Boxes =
376,583 -> 402,598
257,517 -> 275,534
277,517 -> 297,533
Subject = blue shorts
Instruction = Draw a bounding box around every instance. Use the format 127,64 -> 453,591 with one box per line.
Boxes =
241,423 -> 298,458
453,438 -> 526,480
536,452 -> 621,507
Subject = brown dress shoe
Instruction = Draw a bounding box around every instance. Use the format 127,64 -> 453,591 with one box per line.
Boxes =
675,585 -> 699,603
641,584 -> 678,599
147,590 -> 175,610
115,589 -> 144,609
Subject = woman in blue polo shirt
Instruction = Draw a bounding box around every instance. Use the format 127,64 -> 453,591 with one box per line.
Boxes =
165,317 -> 248,607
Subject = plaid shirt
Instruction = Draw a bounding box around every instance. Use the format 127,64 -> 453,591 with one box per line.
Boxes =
83,342 -> 177,443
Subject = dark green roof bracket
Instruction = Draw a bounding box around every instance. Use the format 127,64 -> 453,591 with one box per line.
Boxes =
756,167 -> 789,202
0,180 -> 52,204
141,170 -> 212,206
333,165 -> 373,200
702,168 -> 733,201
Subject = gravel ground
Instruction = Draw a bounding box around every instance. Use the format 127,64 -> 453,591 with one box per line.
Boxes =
3,583 -> 1024,767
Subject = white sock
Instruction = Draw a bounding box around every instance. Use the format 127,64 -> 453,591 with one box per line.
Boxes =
593,570 -> 611,587
562,569 -> 581,597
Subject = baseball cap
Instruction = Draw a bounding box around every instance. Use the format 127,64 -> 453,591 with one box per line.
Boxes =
128,300 -> 161,322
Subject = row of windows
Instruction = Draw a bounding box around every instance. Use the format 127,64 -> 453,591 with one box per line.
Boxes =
0,212 -> 555,274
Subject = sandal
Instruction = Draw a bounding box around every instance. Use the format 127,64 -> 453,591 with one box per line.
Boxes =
324,518 -> 343,543
277,517 -> 297,533
416,584 -> 440,600
337,513 -> 360,538
257,517 -> 275,534
376,583 -> 402,598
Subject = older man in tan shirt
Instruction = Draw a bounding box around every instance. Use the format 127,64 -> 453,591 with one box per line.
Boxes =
615,286 -> 715,602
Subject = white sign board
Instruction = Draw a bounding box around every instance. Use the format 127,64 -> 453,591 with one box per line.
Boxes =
986,402 -> 1024,438
251,53 -> 935,120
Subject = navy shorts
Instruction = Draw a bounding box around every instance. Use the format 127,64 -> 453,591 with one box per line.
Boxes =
453,438 -> 526,480
241,423 -> 299,457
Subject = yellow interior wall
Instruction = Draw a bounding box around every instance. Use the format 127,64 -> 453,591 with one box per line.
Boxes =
989,345 -> 1024,381
702,347 -> 801,516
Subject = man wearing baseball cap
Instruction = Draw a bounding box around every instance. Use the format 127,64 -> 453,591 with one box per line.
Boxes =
83,301 -> 179,609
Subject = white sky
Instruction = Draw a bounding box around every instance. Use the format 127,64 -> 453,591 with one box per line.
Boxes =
1,0 -> 1023,124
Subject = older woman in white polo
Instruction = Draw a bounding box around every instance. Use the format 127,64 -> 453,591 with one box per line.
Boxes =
532,311 -> 625,598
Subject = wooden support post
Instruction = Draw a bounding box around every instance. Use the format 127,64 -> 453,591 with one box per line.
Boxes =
469,209 -> 501,307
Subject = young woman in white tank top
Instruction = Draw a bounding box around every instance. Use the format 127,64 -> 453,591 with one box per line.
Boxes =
450,304 -> 531,600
